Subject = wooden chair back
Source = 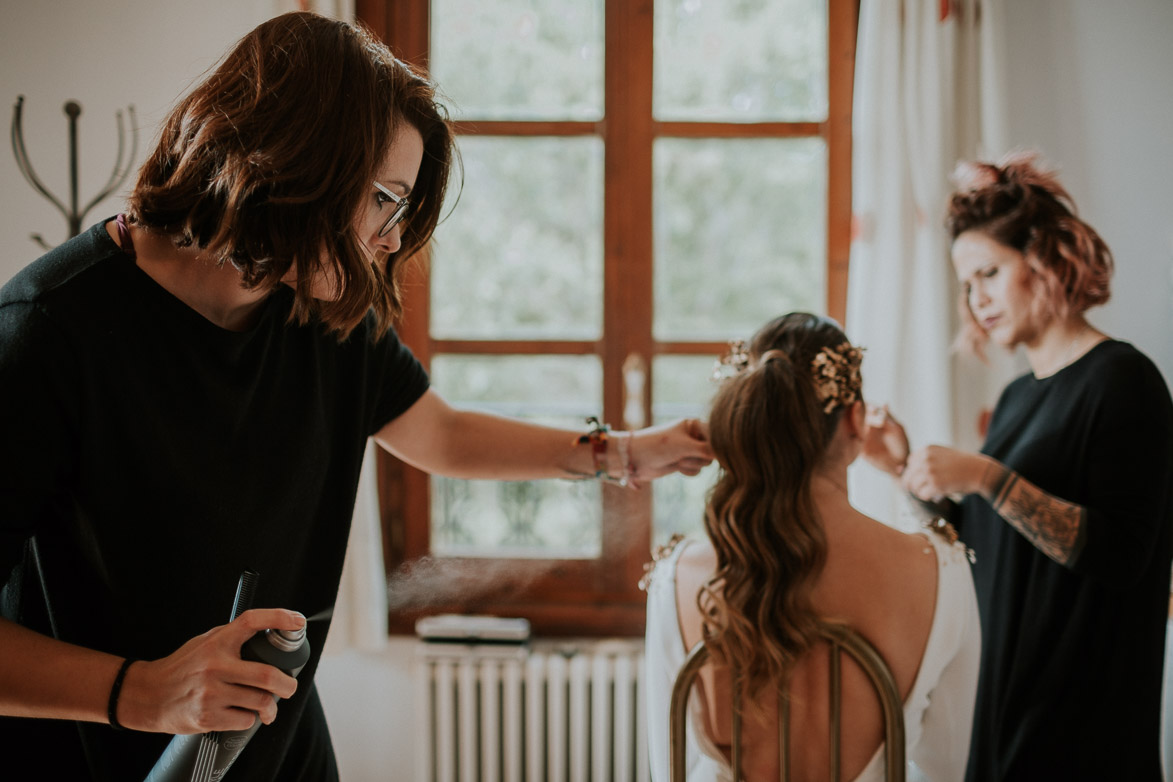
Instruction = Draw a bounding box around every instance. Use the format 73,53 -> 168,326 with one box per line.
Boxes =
668,623 -> 906,781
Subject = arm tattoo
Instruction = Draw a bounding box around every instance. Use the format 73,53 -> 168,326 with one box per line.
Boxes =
990,472 -> 1085,566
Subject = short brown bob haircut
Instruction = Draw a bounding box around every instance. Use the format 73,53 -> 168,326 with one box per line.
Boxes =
127,11 -> 455,339
946,150 -> 1113,357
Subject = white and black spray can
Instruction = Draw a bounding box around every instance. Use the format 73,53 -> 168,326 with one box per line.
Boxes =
143,573 -> 310,781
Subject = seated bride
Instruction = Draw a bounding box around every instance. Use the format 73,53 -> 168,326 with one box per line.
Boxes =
643,312 -> 980,782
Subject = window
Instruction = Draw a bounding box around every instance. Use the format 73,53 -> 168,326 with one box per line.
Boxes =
358,0 -> 857,636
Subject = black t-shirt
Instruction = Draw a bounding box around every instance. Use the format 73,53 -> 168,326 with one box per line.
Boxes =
958,340 -> 1173,782
0,220 -> 429,780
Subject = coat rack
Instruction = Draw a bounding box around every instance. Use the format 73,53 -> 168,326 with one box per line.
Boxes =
10,95 -> 138,250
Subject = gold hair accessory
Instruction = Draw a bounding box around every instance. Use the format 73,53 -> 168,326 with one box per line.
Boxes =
711,339 -> 750,381
811,342 -> 864,414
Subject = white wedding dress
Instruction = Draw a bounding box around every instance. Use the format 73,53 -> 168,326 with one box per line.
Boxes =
644,529 -> 980,782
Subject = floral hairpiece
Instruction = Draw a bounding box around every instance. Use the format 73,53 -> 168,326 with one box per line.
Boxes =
711,339 -> 750,381
712,338 -> 864,414
811,342 -> 864,414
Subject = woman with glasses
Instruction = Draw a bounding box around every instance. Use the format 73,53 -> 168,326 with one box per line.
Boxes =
0,12 -> 711,780
863,152 -> 1173,781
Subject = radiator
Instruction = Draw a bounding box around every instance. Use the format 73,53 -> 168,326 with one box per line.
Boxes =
416,639 -> 649,782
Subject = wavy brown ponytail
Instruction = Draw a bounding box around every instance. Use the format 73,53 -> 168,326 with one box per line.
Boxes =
947,150 -> 1113,354
700,313 -> 857,695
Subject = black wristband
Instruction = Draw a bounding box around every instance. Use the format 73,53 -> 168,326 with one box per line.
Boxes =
107,657 -> 137,731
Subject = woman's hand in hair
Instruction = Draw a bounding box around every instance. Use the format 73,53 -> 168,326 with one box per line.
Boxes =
627,418 -> 714,488
902,445 -> 997,503
860,404 -> 910,477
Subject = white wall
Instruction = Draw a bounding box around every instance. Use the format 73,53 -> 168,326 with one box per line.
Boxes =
0,1 -> 276,278
4,1 -> 1173,779
1000,0 -> 1173,384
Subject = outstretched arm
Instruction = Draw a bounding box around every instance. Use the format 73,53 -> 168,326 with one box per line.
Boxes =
374,389 -> 713,486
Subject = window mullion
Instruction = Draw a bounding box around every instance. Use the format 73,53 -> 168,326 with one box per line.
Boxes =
359,0 -> 434,603
826,0 -> 859,324
601,0 -> 655,597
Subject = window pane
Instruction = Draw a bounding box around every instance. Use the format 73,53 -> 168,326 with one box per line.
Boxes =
430,137 -> 604,340
429,355 -> 603,558
654,0 -> 827,122
430,0 -> 604,121
653,138 -> 826,342
652,356 -> 722,544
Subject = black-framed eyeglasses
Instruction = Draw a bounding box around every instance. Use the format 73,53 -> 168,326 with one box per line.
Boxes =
373,180 -> 411,237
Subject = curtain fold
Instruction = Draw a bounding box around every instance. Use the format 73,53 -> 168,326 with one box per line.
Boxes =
323,438 -> 390,656
846,0 -> 1013,528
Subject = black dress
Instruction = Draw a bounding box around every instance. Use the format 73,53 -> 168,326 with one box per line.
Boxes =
957,340 -> 1173,781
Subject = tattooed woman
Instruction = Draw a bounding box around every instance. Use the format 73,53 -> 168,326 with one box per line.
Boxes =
864,152 -> 1173,781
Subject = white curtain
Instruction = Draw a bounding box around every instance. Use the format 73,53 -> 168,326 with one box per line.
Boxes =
846,0 -> 1015,528
323,438 -> 390,656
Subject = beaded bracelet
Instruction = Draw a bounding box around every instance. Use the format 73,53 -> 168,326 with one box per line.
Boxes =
574,417 -> 635,487
107,657 -> 138,731
575,416 -> 611,479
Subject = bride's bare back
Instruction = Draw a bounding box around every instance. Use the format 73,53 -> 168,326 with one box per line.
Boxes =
674,504 -> 938,782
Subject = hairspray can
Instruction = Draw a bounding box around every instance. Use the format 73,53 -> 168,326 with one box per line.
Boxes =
211,627 -> 311,778
143,573 -> 310,782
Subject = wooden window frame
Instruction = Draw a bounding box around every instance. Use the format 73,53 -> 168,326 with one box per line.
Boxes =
357,0 -> 858,637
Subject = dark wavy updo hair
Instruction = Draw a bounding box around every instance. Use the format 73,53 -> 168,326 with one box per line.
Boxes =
946,150 -> 1113,355
700,313 -> 861,695
127,12 -> 455,339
